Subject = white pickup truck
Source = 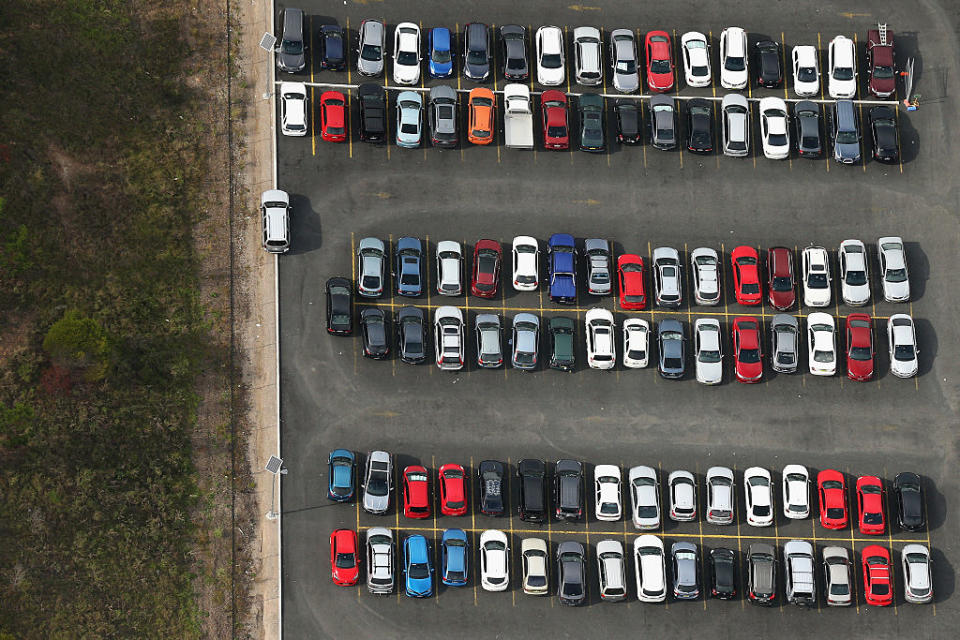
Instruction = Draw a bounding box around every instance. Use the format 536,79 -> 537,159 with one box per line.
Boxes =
503,83 -> 534,149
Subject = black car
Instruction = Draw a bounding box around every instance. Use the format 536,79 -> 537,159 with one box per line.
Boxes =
318,24 -> 346,71
754,40 -> 782,88
325,277 -> 353,335
615,100 -> 642,144
894,471 -> 925,531
463,23 -> 492,82
557,541 -> 587,606
500,25 -> 528,80
358,83 -> 386,143
554,459 -> 584,520
478,460 -> 506,516
578,93 -> 606,152
517,458 -> 547,523
548,316 -> 576,371
396,306 -> 426,364
710,548 -> 737,599
686,98 -> 714,153
794,100 -> 822,158
869,106 -> 900,163
360,308 -> 389,359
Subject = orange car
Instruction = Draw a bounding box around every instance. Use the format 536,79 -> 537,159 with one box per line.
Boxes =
468,88 -> 496,145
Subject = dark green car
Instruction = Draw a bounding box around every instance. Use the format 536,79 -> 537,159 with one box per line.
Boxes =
549,317 -> 576,371
578,93 -> 605,152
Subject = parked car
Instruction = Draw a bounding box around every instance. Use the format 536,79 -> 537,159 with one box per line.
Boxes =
360,308 -> 389,359
828,35 -> 857,98
541,90 -> 570,150
517,459 -> 547,523
838,239 -> 870,305
629,466 -> 661,530
402,465 -> 430,519
478,460 -> 505,516
782,464 -> 810,519
645,30 -> 675,92
721,94 -> 750,157
610,29 -> 640,93
747,543 -> 777,605
395,91 -> 423,148
759,97 -> 790,159
440,528 -> 469,586
681,31 -> 711,87
832,99 -> 861,164
392,23 -> 422,85
467,88 -> 496,144
574,26 -> 603,86
846,313 -> 875,381
870,106 -> 900,163
719,27 -> 749,89
557,541 -> 587,605
856,475 -> 886,535
731,245 -> 762,305
902,544 -> 933,604
657,319 -> 685,379
357,19 -> 386,77
358,83 -> 386,143
471,239 -> 502,298
794,101 -> 822,157
668,470 -> 697,521
784,539 -> 817,606
710,548 -> 737,599
479,529 -> 509,591
653,247 -> 682,307
366,527 -> 394,594
439,463 -> 468,516
536,26 -> 566,86
428,85 -> 458,148
463,23 -> 492,82
618,254 -> 647,309
585,238 -> 612,295
403,534 -> 433,597
862,545 -> 893,607
330,528 -> 360,586
434,306 -> 464,371
686,98 -> 714,153
649,95 -> 677,150
554,459 -> 584,521
754,40 -> 782,87
327,449 -> 356,502
894,471 -> 925,531
428,27 -> 454,78
594,465 -> 622,521
671,542 -> 700,599
548,233 -> 577,304
325,277 -> 353,336
578,93 -> 606,152
512,236 -> 540,290
807,312 -> 837,376
260,189 -> 290,254
770,314 -> 799,374
511,313 -> 539,370
597,540 -> 628,601
319,90 -> 347,142
475,313 -> 503,369
277,7 -> 306,73
548,316 -> 576,371
766,246 -> 796,310
394,236 -> 422,297
823,546 -> 853,606
801,245 -> 832,307
623,318 -> 651,369
280,82 -> 308,137
356,237 -> 386,297
694,318 -> 723,385
586,308 -> 616,369
878,236 -> 910,302
867,27 -> 896,97
500,25 -> 529,80
436,240 -> 463,296
791,45 -> 820,96
705,466 -> 735,524
521,538 -> 550,595
818,469 -> 849,529
634,535 -> 667,602
616,100 -> 642,144
691,247 -> 721,304
316,25 -> 345,70
744,467 -> 774,526
362,450 -> 392,515
732,316 -> 763,383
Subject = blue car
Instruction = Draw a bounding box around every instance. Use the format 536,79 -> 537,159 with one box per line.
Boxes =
327,449 -> 355,502
428,27 -> 454,78
548,233 -> 577,304
395,237 -> 423,297
395,91 -> 423,148
403,534 -> 434,597
441,529 -> 469,586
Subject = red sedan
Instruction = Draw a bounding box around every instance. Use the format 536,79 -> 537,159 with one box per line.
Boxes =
438,463 -> 468,516
320,91 -> 347,142
329,528 -> 360,586
857,475 -> 886,535
817,469 -> 848,529
645,31 -> 675,92
862,545 -> 893,606
471,239 -> 502,298
403,465 -> 431,519
541,90 -> 569,150
617,254 -> 646,310
845,314 -> 875,381
731,246 -> 762,305
732,316 -> 763,383
766,246 -> 795,310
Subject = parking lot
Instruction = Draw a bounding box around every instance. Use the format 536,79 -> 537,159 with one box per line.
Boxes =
275,0 -> 960,637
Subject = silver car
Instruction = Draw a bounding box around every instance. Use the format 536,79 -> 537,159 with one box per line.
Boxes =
395,91 -> 423,148
610,29 -> 639,93
596,540 -> 628,601
573,27 -> 603,86
434,306 -> 464,371
629,465 -> 661,530
260,189 -> 290,254
671,542 -> 700,599
357,19 -> 386,77
705,466 -> 735,524
475,314 -> 503,368
585,238 -> 612,295
366,527 -> 395,594
521,537 -> 550,596
436,240 -> 463,296
721,94 -> 750,157
691,247 -> 720,305
694,318 -> 723,385
649,94 -> 677,150
888,314 -> 919,378
878,236 -> 910,302
668,470 -> 697,521
653,247 -> 682,307
901,544 -> 933,604
428,85 -> 458,148
362,450 -> 392,515
511,313 -> 539,370
838,239 -> 870,305
357,237 -> 386,297
770,314 -> 799,373
822,546 -> 853,606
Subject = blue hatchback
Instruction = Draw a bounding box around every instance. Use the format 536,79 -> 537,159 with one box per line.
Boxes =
327,449 -> 355,502
403,535 -> 434,597
441,529 -> 469,586
395,237 -> 423,297
428,27 -> 454,78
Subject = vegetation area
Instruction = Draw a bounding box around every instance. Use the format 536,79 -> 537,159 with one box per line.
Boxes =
0,1 -> 240,637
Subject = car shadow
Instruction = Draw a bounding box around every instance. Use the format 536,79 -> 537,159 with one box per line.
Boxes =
903,241 -> 928,302
285,192 -> 323,255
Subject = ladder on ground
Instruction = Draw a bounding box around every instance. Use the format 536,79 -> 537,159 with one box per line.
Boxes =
877,23 -> 888,45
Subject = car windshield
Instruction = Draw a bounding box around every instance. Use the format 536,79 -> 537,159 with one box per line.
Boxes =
827,507 -> 845,520
507,55 -> 525,70
397,50 -> 418,65
628,349 -> 646,360
885,267 -> 907,283
769,133 -> 787,146
650,58 -> 671,74
360,43 -> 382,61
699,347 -> 721,364
834,66 -> 854,81
894,344 -> 915,361
690,105 -> 711,117
335,552 -> 355,568
637,505 -> 658,518
725,55 -> 745,71
807,273 -> 828,288
527,574 -> 546,587
739,348 -> 760,364
813,350 -> 834,363
362,275 -> 380,290
772,276 -> 792,291
367,473 -> 388,496
874,64 -> 894,79
742,283 -> 760,294
400,273 -> 419,285
432,46 -> 452,64
548,125 -> 567,138
401,123 -> 418,134
837,130 -> 858,145
845,269 -> 867,286
797,67 -> 816,82
541,53 -> 562,69
282,39 -> 303,55
468,49 -> 487,65
332,313 -> 350,325
616,58 -> 637,74
831,582 -> 850,595
409,562 -> 429,579
850,345 -> 872,361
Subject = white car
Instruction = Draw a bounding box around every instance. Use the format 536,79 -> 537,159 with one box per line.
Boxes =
279,82 -> 308,136
901,544 -> 933,604
791,45 -> 820,97
434,306 -> 465,371
744,467 -> 774,527
392,23 -> 422,86
596,540 -> 627,601
694,318 -> 723,385
521,537 -> 549,596
802,245 -> 832,307
838,239 -> 870,306
719,27 -> 748,89
536,26 -> 565,86
622,318 -> 650,368
721,94 -> 750,157
823,546 -> 853,607
366,527 -> 395,594
691,247 -> 721,305
705,466 -> 735,525
629,465 -> 661,530
585,308 -> 616,369
680,31 -> 711,87
511,236 -> 539,291
878,236 -> 911,302
759,97 -> 790,159
480,529 -> 510,591
781,464 -> 810,519
573,26 -> 603,86
888,314 -> 919,378
633,535 -> 667,603
807,312 -> 837,376
828,36 -> 857,98
436,241 -> 463,296
668,470 -> 696,522
595,465 -> 622,521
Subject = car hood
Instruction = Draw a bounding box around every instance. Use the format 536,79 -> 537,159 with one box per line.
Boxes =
364,492 -> 389,512
615,72 -> 639,92
697,359 -> 723,382
278,51 -> 305,71
465,59 -> 490,79
357,56 -> 383,76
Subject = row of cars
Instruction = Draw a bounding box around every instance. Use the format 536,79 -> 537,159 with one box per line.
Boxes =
330,527 -> 933,606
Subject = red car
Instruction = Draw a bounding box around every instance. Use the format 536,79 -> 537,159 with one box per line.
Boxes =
862,545 -> 893,606
403,465 -> 431,519
320,91 -> 347,142
645,30 -> 675,92
732,316 -> 763,383
471,239 -> 501,298
857,475 -> 886,535
866,28 -> 896,98
766,246 -> 796,310
617,254 -> 646,310
438,463 -> 468,516
541,90 -> 569,150
731,246 -> 762,305
845,314 -> 875,381
817,469 -> 848,529
329,528 -> 360,586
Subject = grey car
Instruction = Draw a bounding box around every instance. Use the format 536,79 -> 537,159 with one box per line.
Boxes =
500,25 -> 528,80
557,541 -> 587,606
475,313 -> 503,368
671,542 -> 700,599
653,246 -> 682,307
362,450 -> 392,515
357,19 -> 386,77
823,546 -> 853,606
658,319 -> 685,379
794,101 -> 822,157
357,237 -> 386,297
748,543 -> 777,605
464,23 -> 492,81
511,313 -> 539,370
395,91 -> 423,148
277,7 -> 306,73
610,29 -> 640,93
649,95 -> 677,150
832,99 -> 861,164
771,314 -> 799,373
397,306 -> 426,365
585,238 -> 612,295
428,85 -> 458,148
721,94 -> 749,157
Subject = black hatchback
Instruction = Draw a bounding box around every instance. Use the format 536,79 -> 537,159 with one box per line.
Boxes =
360,308 -> 389,359
325,277 -> 353,335
318,24 -> 346,70
554,459 -> 584,521
478,460 -> 505,516
517,458 -> 547,523
710,548 -> 737,599
396,306 -> 426,364
794,101 -> 822,158
686,98 -> 713,153
616,100 -> 642,144
894,471 -> 924,531
754,40 -> 782,88
869,106 -> 899,163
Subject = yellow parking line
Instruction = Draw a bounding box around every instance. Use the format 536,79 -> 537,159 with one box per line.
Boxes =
749,99 -> 757,169
421,21 -> 428,161
811,515 -> 821,612
734,463 -> 745,609
710,30 -> 720,169
355,481 -> 361,601
854,33 -> 867,173
456,24 -> 465,163
817,33 -> 829,172
846,468 -> 860,613
501,238 -> 508,379
658,461 -> 668,609
883,467 -> 897,615
921,476 -> 936,615
894,103 -> 904,174
648,242 -> 656,382
432,455 -> 440,605
506,456 -> 516,606
696,461 -> 707,610
395,459 -> 402,604
346,18 -> 353,159
385,89 -> 392,160
351,232 -> 358,375
469,457 -> 478,606
309,16 -> 317,156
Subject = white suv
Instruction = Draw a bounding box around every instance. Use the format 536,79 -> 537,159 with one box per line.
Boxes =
434,306 -> 464,371
802,245 -> 832,307
573,27 -> 602,86
596,539 -> 627,601
705,466 -> 735,524
365,527 -> 394,594
280,82 -> 308,136
634,535 -> 667,603
260,189 -> 290,253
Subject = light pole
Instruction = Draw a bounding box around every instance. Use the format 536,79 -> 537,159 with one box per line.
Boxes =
265,455 -> 287,520
259,32 -> 277,100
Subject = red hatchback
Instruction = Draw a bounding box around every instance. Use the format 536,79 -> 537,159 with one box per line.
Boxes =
766,246 -> 796,310
329,528 -> 360,586
845,314 -> 875,381
320,91 -> 347,142
817,470 -> 848,529
862,545 -> 893,606
438,463 -> 468,516
403,465 -> 431,519
731,246 -> 762,305
617,254 -> 646,310
732,316 -> 763,383
645,31 -> 675,92
471,239 -> 502,298
541,90 -> 569,150
856,475 -> 886,535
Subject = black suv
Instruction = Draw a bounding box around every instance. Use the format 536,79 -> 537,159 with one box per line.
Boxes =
709,547 -> 737,599
478,460 -> 505,516
517,458 -> 547,523
754,40 -> 782,88
616,100 -> 642,144
554,459 -> 583,520
358,83 -> 386,143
